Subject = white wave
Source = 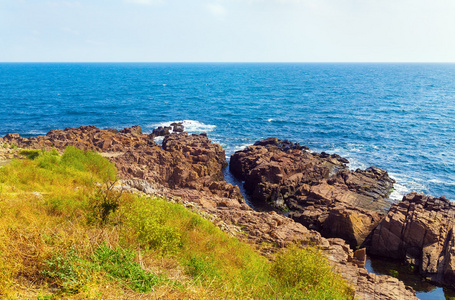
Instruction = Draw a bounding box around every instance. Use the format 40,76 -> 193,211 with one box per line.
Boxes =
232,143 -> 252,152
428,178 -> 455,186
25,130 -> 48,136
389,182 -> 410,202
327,149 -> 368,171
146,120 -> 216,134
388,172 -> 428,201
153,136 -> 165,145
346,158 -> 369,171
224,143 -> 253,158
268,118 -> 274,122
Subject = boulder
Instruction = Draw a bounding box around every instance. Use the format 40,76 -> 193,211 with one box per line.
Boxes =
369,192 -> 455,288
152,126 -> 172,136
170,122 -> 184,133
230,138 -> 394,247
120,125 -> 142,136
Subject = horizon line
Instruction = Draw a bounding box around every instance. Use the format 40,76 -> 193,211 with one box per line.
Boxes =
1,61 -> 455,64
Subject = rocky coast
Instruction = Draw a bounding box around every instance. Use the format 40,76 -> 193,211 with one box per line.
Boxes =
3,123 -> 450,299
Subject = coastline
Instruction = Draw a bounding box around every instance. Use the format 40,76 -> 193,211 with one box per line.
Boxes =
4,126 -> 455,298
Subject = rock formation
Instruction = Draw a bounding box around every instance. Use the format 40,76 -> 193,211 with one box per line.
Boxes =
2,127 -> 418,299
369,191 -> 455,288
1,125 -> 154,152
230,137 -> 394,248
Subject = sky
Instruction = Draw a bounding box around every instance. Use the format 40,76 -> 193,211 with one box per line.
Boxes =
1,0 -> 455,62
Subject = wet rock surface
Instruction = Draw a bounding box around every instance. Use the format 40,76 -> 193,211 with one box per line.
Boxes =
2,127 -> 417,299
369,191 -> 455,289
230,137 -> 394,247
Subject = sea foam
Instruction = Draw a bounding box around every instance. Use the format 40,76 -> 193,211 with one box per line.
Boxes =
147,120 -> 216,135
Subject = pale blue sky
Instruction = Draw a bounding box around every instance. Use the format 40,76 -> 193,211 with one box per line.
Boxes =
1,0 -> 454,62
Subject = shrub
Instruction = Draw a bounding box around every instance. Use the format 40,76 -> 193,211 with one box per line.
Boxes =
92,243 -> 160,293
37,149 -> 60,169
19,149 -> 41,160
40,249 -> 89,295
88,180 -> 123,225
185,254 -> 220,281
271,244 -> 354,299
121,196 -> 183,254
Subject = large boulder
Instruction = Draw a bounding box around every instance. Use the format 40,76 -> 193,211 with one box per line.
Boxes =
112,132 -> 242,202
230,138 -> 395,247
369,192 -> 455,288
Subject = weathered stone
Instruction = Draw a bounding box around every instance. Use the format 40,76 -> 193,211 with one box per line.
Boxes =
152,126 -> 171,136
369,192 -> 455,288
120,125 -> 142,136
170,122 -> 184,133
230,137 -> 393,247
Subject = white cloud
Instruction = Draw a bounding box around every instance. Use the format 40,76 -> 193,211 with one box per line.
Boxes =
207,3 -> 227,17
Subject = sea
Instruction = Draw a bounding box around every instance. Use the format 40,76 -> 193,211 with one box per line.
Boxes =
1,63 -> 454,201
1,62 -> 454,298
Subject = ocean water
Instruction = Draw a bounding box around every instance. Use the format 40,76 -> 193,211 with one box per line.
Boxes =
1,63 -> 454,202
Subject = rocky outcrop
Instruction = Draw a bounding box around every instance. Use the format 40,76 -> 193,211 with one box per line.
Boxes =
369,192 -> 455,288
1,125 -> 155,152
230,137 -> 395,247
111,132 -> 242,202
2,125 -> 243,206
3,127 -> 418,299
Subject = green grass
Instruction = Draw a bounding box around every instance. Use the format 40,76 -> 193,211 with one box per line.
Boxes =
0,147 -> 354,299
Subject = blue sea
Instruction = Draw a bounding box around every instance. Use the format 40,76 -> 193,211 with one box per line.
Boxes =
1,63 -> 455,298
1,63 -> 454,202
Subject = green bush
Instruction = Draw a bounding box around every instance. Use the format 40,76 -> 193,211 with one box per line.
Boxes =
92,243 -> 160,293
19,149 -> 41,160
271,245 -> 354,299
88,181 -> 123,225
40,249 -> 89,294
37,149 -> 60,169
185,254 -> 220,281
122,197 -> 183,254
60,146 -> 116,181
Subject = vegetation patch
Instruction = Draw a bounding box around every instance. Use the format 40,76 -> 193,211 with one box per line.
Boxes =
92,243 -> 160,293
0,148 -> 354,299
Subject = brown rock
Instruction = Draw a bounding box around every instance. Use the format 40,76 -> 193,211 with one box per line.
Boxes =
2,125 -> 155,152
229,138 -> 393,247
369,192 -> 455,288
